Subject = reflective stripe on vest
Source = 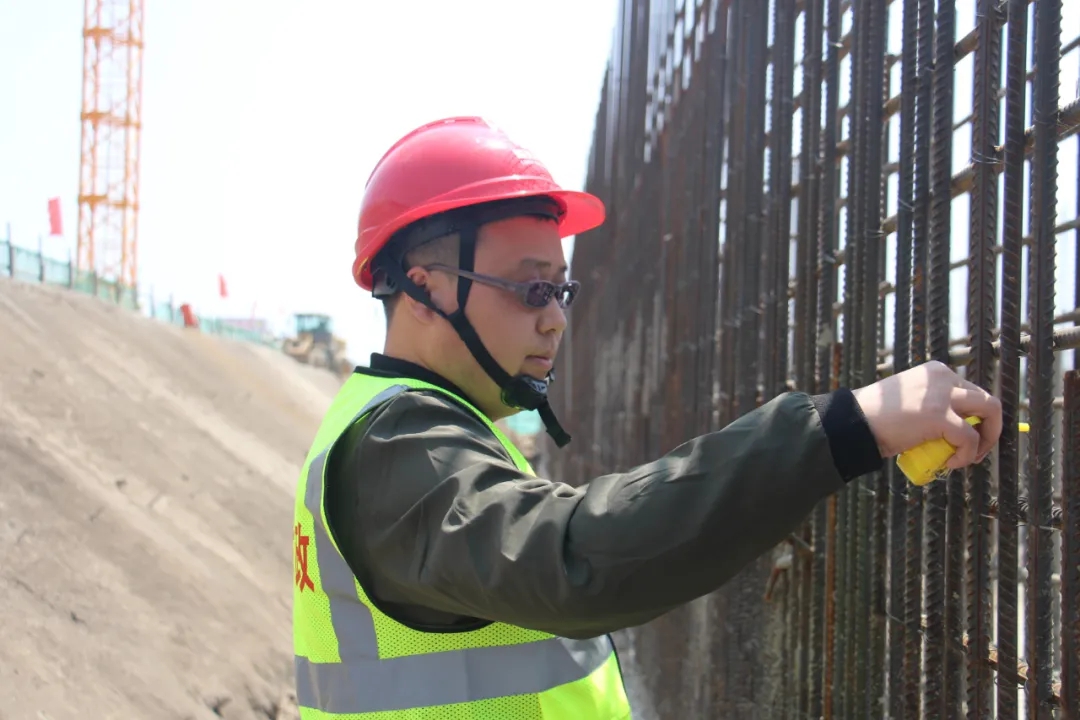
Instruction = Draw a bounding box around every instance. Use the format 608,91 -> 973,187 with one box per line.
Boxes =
292,377 -> 633,718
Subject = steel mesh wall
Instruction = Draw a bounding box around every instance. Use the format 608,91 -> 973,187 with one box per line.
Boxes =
548,0 -> 1080,717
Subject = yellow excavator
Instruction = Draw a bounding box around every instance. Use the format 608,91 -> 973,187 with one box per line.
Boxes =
282,313 -> 353,379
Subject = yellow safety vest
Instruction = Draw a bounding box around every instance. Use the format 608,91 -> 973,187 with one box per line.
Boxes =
293,372 -> 633,719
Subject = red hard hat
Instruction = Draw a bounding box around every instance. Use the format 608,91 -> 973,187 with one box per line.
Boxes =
352,117 -> 606,291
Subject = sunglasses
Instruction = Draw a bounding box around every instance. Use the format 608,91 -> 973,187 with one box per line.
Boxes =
424,264 -> 581,309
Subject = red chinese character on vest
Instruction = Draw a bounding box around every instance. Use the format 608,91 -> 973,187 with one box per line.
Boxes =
294,522 -> 315,592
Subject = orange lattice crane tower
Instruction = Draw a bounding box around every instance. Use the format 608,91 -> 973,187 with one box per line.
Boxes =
76,0 -> 144,291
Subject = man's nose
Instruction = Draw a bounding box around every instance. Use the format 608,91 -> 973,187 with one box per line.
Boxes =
537,298 -> 568,335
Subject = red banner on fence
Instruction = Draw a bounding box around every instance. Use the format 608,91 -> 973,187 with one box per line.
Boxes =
47,198 -> 62,236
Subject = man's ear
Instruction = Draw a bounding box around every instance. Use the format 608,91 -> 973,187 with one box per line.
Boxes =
404,267 -> 441,324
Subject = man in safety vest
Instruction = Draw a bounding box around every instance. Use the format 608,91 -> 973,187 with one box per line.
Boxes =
292,117 -> 1003,718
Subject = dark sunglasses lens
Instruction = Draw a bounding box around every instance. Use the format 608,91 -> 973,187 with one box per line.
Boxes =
524,282 -> 557,307
523,281 -> 580,308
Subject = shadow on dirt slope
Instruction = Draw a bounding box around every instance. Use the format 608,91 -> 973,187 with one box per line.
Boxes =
0,277 -> 344,719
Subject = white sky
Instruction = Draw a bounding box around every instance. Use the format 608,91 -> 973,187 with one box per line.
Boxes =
0,0 -> 621,363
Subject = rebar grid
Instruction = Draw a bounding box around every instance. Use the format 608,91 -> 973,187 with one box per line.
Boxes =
550,0 -> 1080,717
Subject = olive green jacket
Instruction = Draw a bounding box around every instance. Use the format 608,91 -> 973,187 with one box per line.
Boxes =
324,354 -> 882,639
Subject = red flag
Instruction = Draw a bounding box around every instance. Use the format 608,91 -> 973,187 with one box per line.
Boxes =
47,198 -> 62,236
218,274 -> 228,298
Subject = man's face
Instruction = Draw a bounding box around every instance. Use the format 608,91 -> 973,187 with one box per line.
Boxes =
413,214 -> 570,417
468,215 -> 569,384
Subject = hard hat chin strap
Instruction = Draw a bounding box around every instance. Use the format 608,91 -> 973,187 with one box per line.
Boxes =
371,198 -> 573,448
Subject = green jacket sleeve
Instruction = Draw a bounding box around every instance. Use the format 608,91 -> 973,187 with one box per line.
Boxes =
324,389 -> 869,639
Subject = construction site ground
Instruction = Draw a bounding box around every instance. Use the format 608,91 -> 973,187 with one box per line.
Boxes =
0,277 -> 345,720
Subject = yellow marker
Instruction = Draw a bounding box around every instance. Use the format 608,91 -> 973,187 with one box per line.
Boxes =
897,416 -> 1030,486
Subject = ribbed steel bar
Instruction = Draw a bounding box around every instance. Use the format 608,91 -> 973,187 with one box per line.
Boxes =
966,1 -> 1002,717
815,2 -> 843,716
849,7 -> 868,720
1076,46 -> 1080,376
798,0 -> 823,388
707,0 -> 731,439
762,0 -> 780,415
685,11 -> 713,708
699,0 -> 722,440
1070,28 -> 1080,702
1025,1 -> 1061,717
863,3 -> 888,716
839,5 -> 865,717
904,0 -> 935,713
767,0 -> 797,402
696,9 -> 726,715
824,8 -> 848,720
718,0 -> 739,430
634,0 -> 653,470
795,2 -> 825,715
846,0 -> 865,392
996,2 -> 1027,718
770,0 -> 803,714
925,0 -> 957,715
890,0 -> 917,716
1063,370 -> 1080,719
722,0 -> 748,428
737,0 -> 768,422
945,14 -> 969,718
809,499 -> 829,719
817,0 -> 842,399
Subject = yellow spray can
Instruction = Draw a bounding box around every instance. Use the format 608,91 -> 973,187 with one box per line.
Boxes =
896,416 -> 1029,486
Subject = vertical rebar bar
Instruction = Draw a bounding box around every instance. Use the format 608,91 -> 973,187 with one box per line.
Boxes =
846,2 -> 865,390
925,0 -> 957,715
904,0 -> 935,713
825,490 -> 839,719
841,7 -> 866,718
862,3 -> 888,715
725,0 -> 749,424
804,33 -> 824,392
891,1 -> 918,716
820,5 -> 844,717
1077,44 -> 1080,376
812,2 -> 842,714
1026,1 -> 1061,717
817,0 -> 841,400
738,0 -> 769,421
719,0 -> 739,431
996,3 -> 1027,718
709,0 -> 732,441
966,1 -> 1002,717
769,0 -> 797,401
1063,370 -> 1080,720
798,1 -> 826,715
700,0 -> 724,442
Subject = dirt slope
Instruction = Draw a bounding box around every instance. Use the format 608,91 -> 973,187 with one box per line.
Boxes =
0,277 -> 344,720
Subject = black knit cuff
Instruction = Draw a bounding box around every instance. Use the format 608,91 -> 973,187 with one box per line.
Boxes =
811,388 -> 884,483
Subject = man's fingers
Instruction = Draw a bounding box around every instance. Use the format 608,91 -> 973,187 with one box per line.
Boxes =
949,384 -> 1004,461
942,409 -> 981,469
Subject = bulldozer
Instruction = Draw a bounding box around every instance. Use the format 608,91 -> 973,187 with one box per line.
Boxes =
282,313 -> 354,379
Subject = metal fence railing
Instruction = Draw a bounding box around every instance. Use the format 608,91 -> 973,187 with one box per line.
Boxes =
549,0 -> 1080,717
0,235 -> 280,349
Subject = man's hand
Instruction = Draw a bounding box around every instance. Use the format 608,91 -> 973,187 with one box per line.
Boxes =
851,360 -> 1003,470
